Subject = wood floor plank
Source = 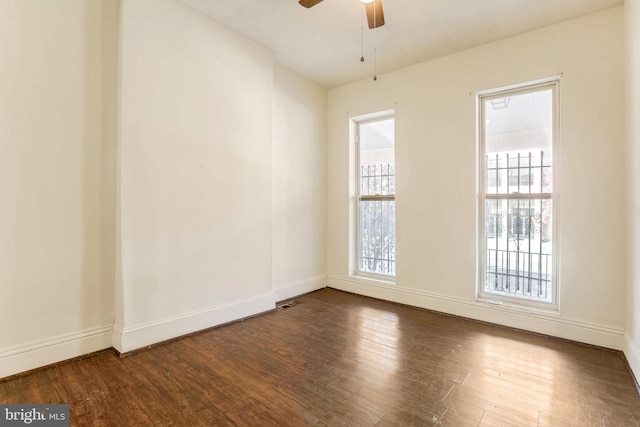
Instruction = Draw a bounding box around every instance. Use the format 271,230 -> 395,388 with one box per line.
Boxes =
1,288 -> 639,426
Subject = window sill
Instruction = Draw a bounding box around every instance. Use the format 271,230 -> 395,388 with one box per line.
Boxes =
476,296 -> 559,316
352,272 -> 396,286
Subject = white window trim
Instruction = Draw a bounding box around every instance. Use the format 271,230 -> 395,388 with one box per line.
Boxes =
477,78 -> 560,311
351,110 -> 396,282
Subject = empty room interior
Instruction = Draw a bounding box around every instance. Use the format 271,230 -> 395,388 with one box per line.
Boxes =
2,0 -> 640,424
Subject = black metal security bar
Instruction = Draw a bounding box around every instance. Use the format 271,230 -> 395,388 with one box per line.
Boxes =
359,164 -> 396,275
484,151 -> 553,302
486,152 -> 552,195
486,249 -> 552,300
361,163 -> 395,196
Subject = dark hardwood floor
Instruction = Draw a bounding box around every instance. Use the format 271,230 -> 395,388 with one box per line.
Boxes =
1,288 -> 639,426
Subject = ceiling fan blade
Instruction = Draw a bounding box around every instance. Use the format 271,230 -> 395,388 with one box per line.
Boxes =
365,0 -> 385,29
299,0 -> 324,8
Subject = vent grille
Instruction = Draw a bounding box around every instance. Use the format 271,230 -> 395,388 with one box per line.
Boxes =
276,300 -> 298,310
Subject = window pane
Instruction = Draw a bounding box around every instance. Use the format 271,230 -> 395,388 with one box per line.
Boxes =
359,199 -> 396,275
481,85 -> 555,305
360,163 -> 395,196
485,151 -> 552,195
484,198 -> 553,302
485,90 -> 553,195
360,118 -> 395,196
358,116 -> 395,277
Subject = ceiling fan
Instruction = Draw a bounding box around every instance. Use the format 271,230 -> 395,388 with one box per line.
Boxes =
299,0 -> 385,29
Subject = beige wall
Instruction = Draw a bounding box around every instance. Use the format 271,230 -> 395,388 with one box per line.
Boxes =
327,7 -> 626,349
114,0 -> 323,352
625,0 -> 640,380
116,0 -> 275,350
0,0 -> 117,377
1,0 -> 326,374
272,64 -> 327,300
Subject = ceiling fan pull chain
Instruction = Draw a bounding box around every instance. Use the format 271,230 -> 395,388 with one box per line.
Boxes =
373,0 -> 377,81
361,21 -> 365,62
374,47 -> 377,81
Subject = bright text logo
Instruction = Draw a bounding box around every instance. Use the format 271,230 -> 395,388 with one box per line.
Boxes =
0,405 -> 69,426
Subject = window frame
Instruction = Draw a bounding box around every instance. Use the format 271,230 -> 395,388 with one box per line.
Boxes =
355,113 -> 396,280
477,79 -> 560,310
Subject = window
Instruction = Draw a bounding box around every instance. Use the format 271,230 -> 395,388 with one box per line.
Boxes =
479,81 -> 558,307
357,115 -> 396,277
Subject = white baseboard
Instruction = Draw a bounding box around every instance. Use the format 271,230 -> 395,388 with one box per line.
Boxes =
327,275 -> 624,350
273,274 -> 326,302
0,325 -> 113,379
624,334 -> 640,388
113,292 -> 276,354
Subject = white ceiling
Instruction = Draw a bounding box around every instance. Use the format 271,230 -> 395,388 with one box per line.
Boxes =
178,0 -> 622,88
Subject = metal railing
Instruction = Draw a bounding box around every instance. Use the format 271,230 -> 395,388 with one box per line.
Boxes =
483,151 -> 553,302
486,249 -> 552,301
